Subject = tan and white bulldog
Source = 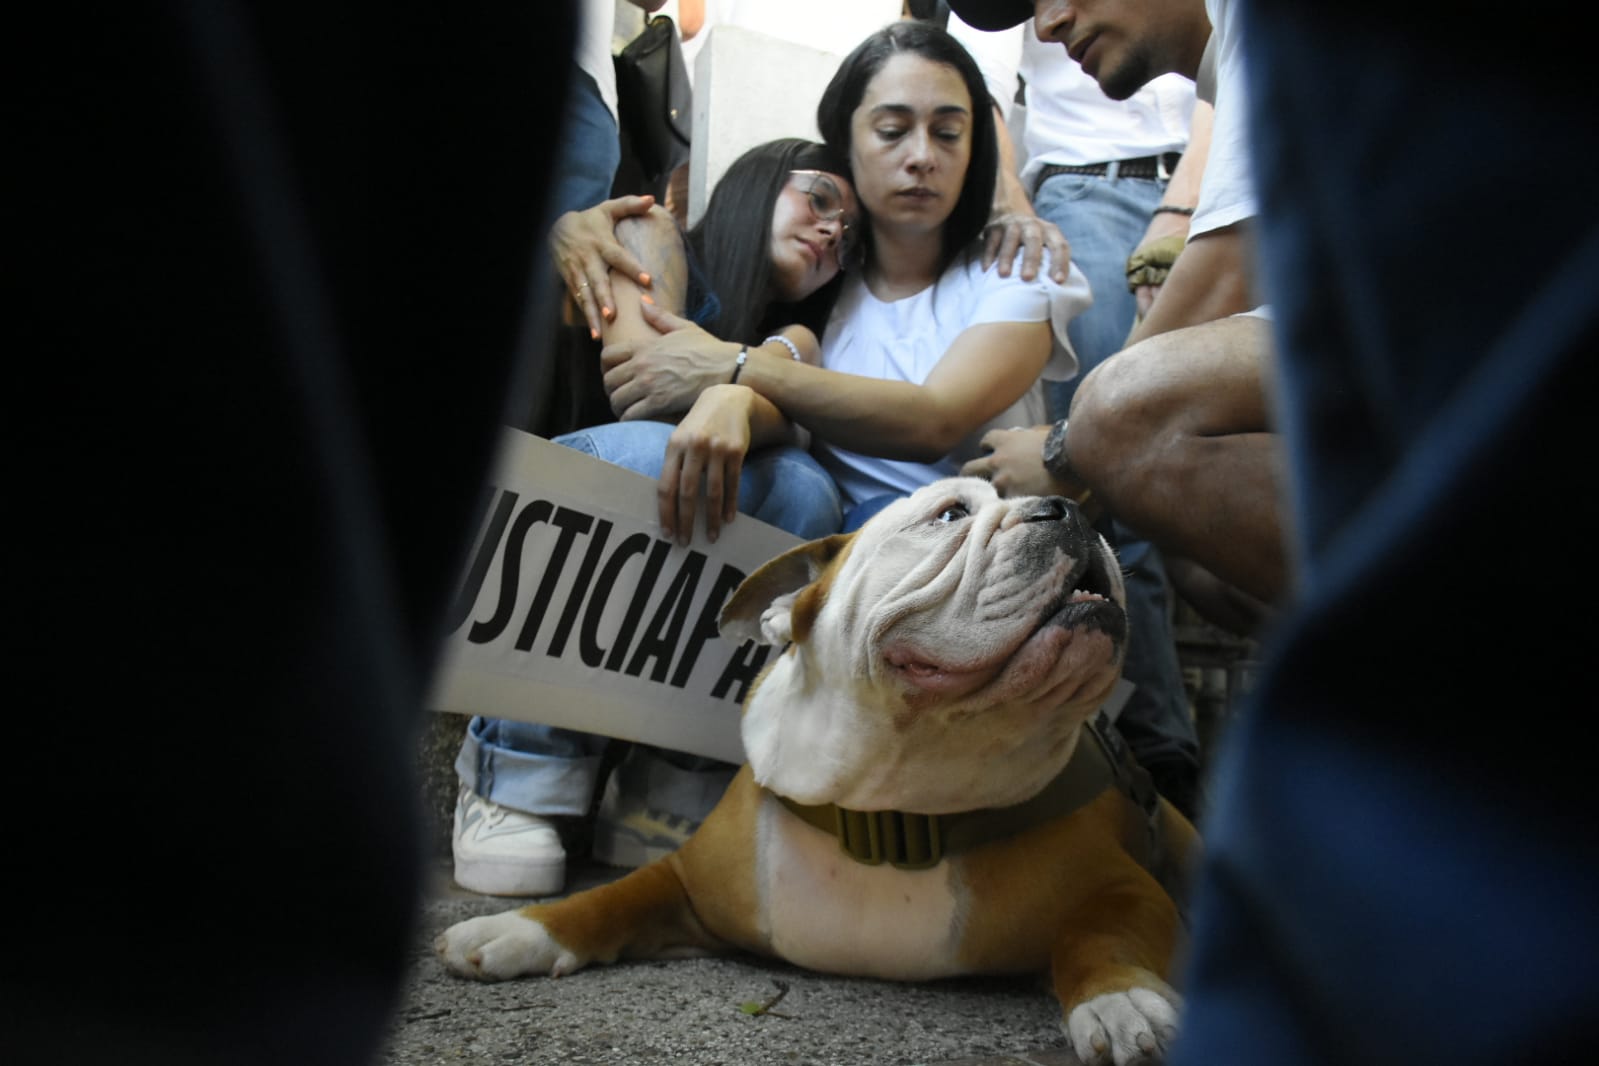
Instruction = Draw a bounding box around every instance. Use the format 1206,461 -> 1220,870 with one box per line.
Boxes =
437,478 -> 1200,1065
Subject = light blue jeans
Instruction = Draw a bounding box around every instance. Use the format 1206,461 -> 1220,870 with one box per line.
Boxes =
1032,168 -> 1167,415
456,421 -> 842,817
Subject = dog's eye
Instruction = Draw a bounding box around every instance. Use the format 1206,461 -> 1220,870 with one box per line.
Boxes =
935,504 -> 969,524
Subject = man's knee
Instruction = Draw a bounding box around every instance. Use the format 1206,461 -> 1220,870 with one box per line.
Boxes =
1065,317 -> 1274,485
1064,341 -> 1180,488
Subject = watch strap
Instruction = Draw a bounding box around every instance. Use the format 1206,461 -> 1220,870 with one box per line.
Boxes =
1042,419 -> 1073,479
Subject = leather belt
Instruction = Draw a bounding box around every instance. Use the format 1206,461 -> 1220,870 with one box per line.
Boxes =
1034,151 -> 1183,188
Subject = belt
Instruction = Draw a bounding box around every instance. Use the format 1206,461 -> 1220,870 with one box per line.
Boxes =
1035,151 -> 1183,188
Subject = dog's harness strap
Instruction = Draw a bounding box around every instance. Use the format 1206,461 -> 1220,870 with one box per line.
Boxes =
1085,710 -> 1165,871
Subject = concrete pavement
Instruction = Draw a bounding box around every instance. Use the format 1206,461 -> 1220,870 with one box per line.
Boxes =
378,859 -> 1086,1066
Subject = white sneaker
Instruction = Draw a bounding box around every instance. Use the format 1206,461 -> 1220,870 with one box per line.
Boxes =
451,787 -> 565,897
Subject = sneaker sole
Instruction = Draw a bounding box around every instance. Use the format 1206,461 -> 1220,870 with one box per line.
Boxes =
452,853 -> 565,897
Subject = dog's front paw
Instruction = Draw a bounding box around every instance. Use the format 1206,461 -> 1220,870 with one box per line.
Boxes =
1063,986 -> 1181,1066
434,910 -> 585,981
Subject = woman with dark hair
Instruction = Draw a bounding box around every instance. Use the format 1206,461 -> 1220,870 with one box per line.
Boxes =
600,19 -> 1090,531
674,138 -> 852,345
814,17 -> 999,281
452,138 -> 859,901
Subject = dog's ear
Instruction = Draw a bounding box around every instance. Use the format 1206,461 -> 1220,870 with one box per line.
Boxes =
719,533 -> 852,646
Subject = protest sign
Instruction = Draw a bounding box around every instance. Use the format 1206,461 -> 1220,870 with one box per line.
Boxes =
426,429 -> 802,763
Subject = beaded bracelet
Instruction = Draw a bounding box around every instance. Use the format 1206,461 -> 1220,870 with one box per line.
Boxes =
764,334 -> 803,362
730,347 -> 749,384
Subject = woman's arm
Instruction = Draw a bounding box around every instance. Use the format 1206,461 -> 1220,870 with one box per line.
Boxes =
606,311 -> 1053,462
739,320 -> 1053,461
585,204 -> 811,542
602,210 -> 812,451
549,195 -> 656,337
599,205 -> 688,344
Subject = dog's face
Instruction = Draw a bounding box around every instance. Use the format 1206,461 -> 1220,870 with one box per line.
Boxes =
721,477 -> 1126,813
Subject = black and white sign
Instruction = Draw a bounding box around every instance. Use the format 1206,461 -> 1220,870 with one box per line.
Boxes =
427,429 -> 801,763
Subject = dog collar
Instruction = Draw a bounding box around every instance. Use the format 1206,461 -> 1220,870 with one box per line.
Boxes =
772,713 -> 1156,871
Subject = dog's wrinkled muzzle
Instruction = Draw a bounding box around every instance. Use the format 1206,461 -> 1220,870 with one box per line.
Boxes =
1000,495 -> 1125,643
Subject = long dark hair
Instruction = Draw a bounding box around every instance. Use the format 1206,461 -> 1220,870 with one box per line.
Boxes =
685,138 -> 850,343
816,21 -> 998,274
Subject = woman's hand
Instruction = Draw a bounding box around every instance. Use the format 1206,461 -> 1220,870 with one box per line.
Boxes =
659,385 -> 755,545
549,195 -> 656,338
602,301 -> 741,421
980,211 -> 1072,284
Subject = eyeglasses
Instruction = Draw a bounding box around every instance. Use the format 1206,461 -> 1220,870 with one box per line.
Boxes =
789,170 -> 861,268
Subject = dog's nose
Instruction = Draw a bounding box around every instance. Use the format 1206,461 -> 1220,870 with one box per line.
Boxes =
1019,496 -> 1073,524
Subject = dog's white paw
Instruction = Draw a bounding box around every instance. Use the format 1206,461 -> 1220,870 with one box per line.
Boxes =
434,910 -> 584,981
1063,987 -> 1181,1066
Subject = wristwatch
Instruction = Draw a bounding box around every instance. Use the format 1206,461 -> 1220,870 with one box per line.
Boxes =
1041,419 -> 1073,479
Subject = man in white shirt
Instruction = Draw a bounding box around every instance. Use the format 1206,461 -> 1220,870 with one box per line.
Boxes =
948,15 -> 1196,395
953,0 -> 1284,631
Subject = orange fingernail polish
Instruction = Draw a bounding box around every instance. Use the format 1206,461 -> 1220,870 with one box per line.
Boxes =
639,273 -> 652,286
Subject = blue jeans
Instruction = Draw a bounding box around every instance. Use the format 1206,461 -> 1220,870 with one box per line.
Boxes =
842,492 -> 898,532
1170,4 -> 1598,1062
457,423 -> 842,816
547,65 -> 621,222
1031,169 -> 1200,809
1032,169 -> 1167,418
559,421 -> 843,542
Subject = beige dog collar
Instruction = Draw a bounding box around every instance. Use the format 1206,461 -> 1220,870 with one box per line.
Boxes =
773,716 -> 1145,870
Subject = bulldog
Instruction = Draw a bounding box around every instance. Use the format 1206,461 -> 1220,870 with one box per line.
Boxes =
436,478 -> 1199,1066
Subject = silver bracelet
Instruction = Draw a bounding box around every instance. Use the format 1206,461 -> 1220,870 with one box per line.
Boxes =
764,334 -> 803,361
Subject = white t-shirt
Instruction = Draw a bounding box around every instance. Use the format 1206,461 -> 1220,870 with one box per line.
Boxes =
578,0 -> 620,122
813,250 -> 1092,508
1190,0 -> 1256,238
